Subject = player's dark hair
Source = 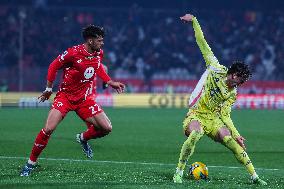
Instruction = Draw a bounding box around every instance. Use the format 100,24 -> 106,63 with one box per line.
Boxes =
227,61 -> 252,84
82,25 -> 105,40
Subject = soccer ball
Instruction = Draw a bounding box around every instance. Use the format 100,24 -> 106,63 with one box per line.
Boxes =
189,162 -> 209,180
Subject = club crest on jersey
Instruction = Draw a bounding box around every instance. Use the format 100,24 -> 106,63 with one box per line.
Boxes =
84,67 -> 95,79
60,51 -> 68,61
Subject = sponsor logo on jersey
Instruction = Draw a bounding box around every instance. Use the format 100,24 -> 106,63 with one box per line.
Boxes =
84,67 -> 95,79
85,56 -> 96,60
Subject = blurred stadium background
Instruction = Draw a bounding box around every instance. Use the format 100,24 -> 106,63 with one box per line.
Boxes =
0,0 -> 284,188
1,0 -> 284,108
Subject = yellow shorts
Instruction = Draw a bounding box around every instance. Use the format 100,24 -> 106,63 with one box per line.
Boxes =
182,109 -> 225,140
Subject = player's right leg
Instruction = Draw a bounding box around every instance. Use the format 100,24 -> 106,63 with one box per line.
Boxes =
173,117 -> 204,184
216,127 -> 267,185
20,108 -> 63,176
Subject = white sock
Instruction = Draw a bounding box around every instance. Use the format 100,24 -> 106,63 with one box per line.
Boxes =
28,159 -> 36,165
175,168 -> 184,177
251,172 -> 258,180
80,133 -> 85,141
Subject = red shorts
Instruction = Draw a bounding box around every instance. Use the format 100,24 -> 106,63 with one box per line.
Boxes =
51,92 -> 103,120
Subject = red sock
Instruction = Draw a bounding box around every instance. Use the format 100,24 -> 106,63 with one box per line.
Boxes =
82,126 -> 107,141
29,129 -> 51,162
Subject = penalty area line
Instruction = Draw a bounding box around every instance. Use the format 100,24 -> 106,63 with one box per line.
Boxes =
0,156 -> 279,171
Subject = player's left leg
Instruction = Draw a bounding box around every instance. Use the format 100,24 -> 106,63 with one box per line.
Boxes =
84,111 -> 112,138
76,114 -> 111,158
216,127 -> 267,185
78,121 -> 108,141
76,100 -> 111,158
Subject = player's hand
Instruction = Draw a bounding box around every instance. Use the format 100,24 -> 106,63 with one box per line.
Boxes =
180,13 -> 194,23
107,80 -> 125,94
38,90 -> 52,102
236,136 -> 246,150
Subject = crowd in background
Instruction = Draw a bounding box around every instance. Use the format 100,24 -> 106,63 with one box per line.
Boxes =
0,3 -> 283,91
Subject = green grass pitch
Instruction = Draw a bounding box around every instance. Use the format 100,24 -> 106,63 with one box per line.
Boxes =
0,108 -> 283,188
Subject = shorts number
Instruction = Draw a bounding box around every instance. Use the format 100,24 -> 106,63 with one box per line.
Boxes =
89,104 -> 101,115
57,102 -> 63,107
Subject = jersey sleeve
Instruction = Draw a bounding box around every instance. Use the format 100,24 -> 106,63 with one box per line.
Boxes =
192,17 -> 221,69
47,48 -> 74,82
220,94 -> 240,139
99,49 -> 104,60
96,53 -> 111,83
96,64 -> 111,82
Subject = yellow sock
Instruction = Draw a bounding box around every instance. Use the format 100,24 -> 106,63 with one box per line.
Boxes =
223,136 -> 255,175
177,130 -> 203,173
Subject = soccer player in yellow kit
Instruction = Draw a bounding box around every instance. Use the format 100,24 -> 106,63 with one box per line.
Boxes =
173,13 -> 267,185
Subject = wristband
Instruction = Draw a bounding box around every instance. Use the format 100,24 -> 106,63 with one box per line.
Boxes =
45,87 -> 52,92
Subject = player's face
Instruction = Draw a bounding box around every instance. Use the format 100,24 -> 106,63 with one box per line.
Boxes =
89,36 -> 104,52
227,73 -> 244,89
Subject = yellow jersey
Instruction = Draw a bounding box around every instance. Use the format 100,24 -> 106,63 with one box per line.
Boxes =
188,17 -> 240,138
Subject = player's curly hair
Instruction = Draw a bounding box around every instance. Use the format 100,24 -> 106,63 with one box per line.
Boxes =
82,25 -> 105,40
227,61 -> 252,84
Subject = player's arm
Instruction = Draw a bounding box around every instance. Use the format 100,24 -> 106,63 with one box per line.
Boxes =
220,95 -> 240,138
38,49 -> 73,102
97,50 -> 109,89
180,14 -> 220,68
220,95 -> 246,149
96,64 -> 125,93
102,64 -> 109,89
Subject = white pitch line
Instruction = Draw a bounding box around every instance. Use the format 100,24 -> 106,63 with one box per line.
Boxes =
0,156 -> 280,171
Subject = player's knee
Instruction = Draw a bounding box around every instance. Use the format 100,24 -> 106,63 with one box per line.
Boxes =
102,122 -> 112,133
217,127 -> 231,142
44,116 -> 61,135
44,121 -> 57,135
185,129 -> 202,137
43,127 -> 54,135
104,127 -> 112,134
185,120 -> 202,137
184,129 -> 190,137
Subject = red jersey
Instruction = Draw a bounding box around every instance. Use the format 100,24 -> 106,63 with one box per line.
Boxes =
47,44 -> 111,103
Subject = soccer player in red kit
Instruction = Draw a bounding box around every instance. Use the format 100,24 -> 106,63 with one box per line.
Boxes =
20,25 -> 125,176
